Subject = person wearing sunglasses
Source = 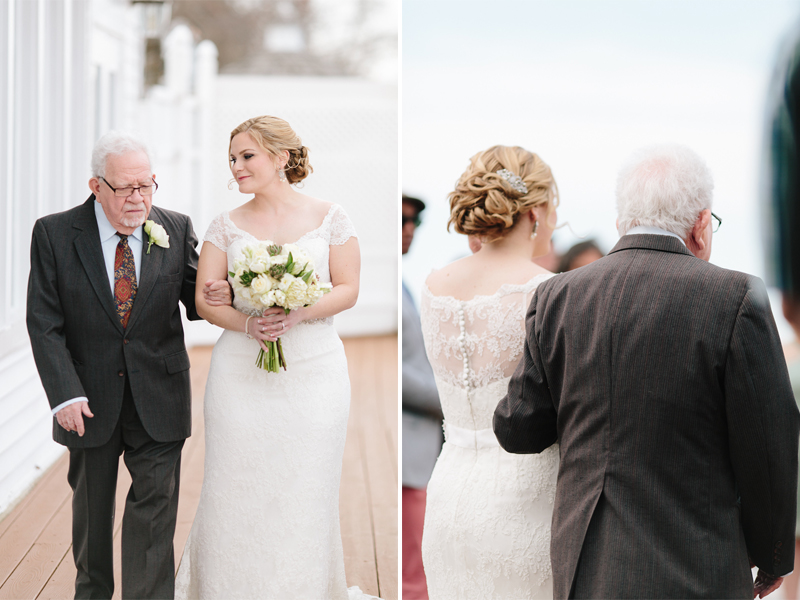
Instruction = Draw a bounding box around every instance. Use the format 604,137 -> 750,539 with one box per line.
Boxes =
402,194 -> 443,599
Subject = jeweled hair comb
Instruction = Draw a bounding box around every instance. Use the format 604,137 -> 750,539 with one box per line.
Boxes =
496,168 -> 528,195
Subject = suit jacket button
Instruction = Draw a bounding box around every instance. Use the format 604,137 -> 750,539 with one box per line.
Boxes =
777,541 -> 783,548
776,558 -> 782,565
118,371 -> 124,377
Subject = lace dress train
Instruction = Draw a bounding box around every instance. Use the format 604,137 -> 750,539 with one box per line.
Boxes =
420,275 -> 559,600
174,205 -> 378,600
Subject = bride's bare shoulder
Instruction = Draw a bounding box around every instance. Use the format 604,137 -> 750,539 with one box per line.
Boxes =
427,256 -> 552,300
424,257 -> 472,296
293,193 -> 333,220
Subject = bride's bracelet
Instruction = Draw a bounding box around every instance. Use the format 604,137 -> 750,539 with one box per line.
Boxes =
245,315 -> 254,339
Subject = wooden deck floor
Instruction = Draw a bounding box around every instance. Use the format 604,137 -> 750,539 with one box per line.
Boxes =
0,335 -> 398,600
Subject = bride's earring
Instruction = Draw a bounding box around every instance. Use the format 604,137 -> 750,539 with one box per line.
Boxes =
530,220 -> 539,240
227,178 -> 235,190
278,168 -> 287,183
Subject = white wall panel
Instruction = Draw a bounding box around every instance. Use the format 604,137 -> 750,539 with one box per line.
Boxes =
0,0 -> 144,517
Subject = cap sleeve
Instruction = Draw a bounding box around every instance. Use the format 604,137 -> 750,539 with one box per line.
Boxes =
204,213 -> 228,252
329,204 -> 358,246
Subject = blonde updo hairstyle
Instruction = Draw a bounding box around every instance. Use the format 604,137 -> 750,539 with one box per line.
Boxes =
229,115 -> 312,184
448,145 -> 557,242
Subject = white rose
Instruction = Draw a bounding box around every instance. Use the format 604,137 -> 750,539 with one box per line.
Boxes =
144,220 -> 169,253
250,274 -> 270,295
261,290 -> 278,306
278,273 -> 296,292
270,254 -> 288,267
250,259 -> 268,274
289,260 -> 306,276
273,290 -> 287,307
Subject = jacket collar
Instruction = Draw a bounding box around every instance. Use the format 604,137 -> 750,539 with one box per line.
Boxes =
609,233 -> 695,258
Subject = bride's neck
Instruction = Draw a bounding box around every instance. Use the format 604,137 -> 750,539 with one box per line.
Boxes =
250,185 -> 297,211
478,228 -> 536,261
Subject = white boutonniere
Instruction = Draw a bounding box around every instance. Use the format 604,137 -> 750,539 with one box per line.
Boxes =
144,220 -> 170,254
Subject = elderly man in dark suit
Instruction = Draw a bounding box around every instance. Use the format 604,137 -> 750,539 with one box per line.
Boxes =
26,131 -> 229,599
494,144 -> 800,599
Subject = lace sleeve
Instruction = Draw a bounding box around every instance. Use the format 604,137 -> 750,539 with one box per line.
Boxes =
204,213 -> 228,251
329,205 -> 358,245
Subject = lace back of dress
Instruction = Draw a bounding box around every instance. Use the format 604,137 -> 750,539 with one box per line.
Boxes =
420,278 -> 548,392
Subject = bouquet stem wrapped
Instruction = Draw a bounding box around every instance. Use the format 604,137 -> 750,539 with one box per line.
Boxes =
230,241 -> 331,372
257,339 -> 286,372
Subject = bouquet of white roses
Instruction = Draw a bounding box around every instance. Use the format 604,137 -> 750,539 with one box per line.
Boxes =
229,241 -> 332,372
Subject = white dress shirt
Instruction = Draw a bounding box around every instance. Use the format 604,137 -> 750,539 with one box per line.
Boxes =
625,224 -> 687,247
52,201 -> 145,415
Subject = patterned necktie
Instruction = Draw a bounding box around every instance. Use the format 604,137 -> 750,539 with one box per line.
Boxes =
114,233 -> 137,328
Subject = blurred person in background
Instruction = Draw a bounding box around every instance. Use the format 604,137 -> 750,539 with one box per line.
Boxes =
556,239 -> 604,273
766,28 -> 800,600
420,146 -> 560,599
402,194 -> 443,600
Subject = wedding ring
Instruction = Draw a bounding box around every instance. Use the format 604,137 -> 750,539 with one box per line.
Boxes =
281,322 -> 285,330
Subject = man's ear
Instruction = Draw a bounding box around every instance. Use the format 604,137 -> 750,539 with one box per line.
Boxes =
685,209 -> 711,256
88,177 -> 101,195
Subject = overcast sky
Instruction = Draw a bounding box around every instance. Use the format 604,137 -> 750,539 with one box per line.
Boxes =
403,0 -> 800,335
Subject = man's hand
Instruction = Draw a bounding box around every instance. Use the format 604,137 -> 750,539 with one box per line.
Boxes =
55,401 -> 94,437
754,569 -> 783,598
203,279 -> 232,306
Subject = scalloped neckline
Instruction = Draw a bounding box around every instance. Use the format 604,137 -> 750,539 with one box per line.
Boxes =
422,272 -> 554,304
223,204 -> 336,245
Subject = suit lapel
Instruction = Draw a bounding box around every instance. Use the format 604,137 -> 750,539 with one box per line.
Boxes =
73,196 -> 124,334
125,208 -> 164,333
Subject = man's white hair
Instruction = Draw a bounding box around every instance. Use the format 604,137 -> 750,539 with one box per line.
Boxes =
616,144 -> 713,238
91,131 -> 152,178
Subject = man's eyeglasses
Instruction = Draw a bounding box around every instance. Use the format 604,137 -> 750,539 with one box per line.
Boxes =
711,211 -> 722,233
102,177 -> 158,198
402,215 -> 421,228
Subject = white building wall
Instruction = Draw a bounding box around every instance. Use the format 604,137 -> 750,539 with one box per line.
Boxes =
0,0 -> 145,517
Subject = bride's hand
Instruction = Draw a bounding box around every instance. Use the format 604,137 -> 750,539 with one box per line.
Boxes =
257,307 -> 306,342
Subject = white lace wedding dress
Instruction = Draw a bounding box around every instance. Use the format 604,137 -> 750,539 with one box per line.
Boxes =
420,273 -> 560,600
174,204 -> 377,600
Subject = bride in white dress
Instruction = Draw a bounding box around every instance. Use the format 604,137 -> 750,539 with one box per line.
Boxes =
174,115 -> 375,599
420,145 -> 561,600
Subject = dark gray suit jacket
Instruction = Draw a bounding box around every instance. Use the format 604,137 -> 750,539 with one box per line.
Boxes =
27,196 -> 201,448
494,234 -> 800,599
